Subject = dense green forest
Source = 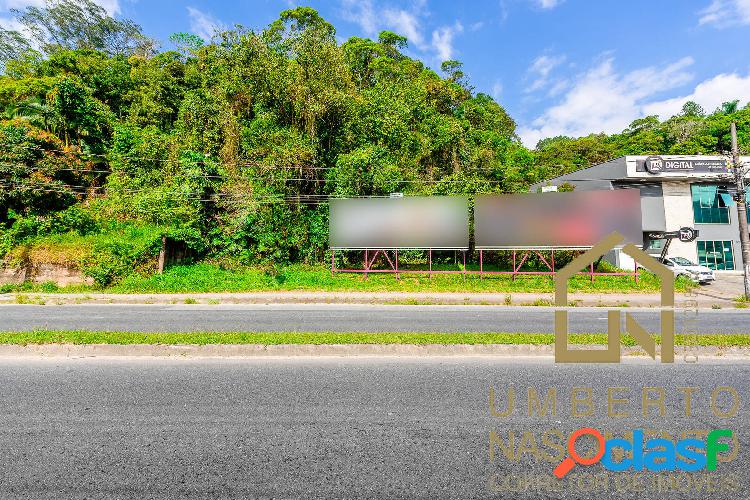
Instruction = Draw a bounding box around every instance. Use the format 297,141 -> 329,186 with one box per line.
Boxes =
1,0 -> 748,286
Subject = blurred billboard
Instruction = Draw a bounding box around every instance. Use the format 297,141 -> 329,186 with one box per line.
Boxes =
329,197 -> 469,249
475,190 -> 642,249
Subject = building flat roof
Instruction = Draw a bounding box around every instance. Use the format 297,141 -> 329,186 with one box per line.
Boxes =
532,155 -> 750,190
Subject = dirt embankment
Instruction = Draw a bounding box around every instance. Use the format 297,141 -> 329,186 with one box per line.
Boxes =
0,264 -> 92,286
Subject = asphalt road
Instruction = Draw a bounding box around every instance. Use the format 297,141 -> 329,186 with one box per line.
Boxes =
0,357 -> 746,499
0,304 -> 748,333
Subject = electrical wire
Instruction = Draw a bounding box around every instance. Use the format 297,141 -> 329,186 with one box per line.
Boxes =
0,142 -> 512,175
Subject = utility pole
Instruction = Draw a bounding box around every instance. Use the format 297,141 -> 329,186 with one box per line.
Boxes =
730,122 -> 750,299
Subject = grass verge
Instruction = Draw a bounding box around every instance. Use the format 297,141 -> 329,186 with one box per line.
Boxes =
0,331 -> 748,347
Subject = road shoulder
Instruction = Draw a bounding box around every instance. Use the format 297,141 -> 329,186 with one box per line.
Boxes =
1,289 -> 746,309
0,343 -> 748,359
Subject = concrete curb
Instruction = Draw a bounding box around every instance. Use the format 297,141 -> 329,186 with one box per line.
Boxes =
1,288 -> 745,309
0,343 -> 748,359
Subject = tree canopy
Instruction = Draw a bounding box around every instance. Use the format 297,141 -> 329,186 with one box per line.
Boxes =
0,1 -> 748,275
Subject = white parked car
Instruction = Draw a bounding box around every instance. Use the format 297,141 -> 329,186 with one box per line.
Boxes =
656,257 -> 715,284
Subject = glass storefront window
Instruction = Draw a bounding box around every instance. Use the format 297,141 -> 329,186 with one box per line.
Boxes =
691,185 -> 730,224
647,239 -> 663,250
697,240 -> 735,270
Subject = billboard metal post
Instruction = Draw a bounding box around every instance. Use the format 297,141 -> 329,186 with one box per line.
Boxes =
551,249 -> 555,273
382,251 -> 394,270
479,250 -> 483,278
514,252 -> 530,276
364,250 -> 368,279
536,251 -> 553,273
395,250 -> 399,280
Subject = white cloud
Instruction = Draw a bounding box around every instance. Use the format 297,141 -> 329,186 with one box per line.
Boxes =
382,7 -> 425,48
91,0 -> 120,15
643,72 -> 750,118
535,0 -> 563,9
187,6 -> 226,42
547,79 -> 569,97
0,0 -> 120,50
1,0 -> 120,38
492,80 -> 503,100
0,16 -> 23,31
530,54 -> 562,77
340,0 -> 463,62
698,0 -> 750,27
431,22 -> 462,61
518,56 -> 695,147
340,0 -> 378,36
0,15 -> 39,50
341,1 -> 426,48
0,0 -> 43,9
0,0 -> 120,15
499,0 -> 509,23
526,53 -> 566,92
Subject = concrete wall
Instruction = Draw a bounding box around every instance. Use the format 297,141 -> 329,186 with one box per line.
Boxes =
659,181 -> 743,268
638,184 -> 666,231
0,265 -> 93,286
695,197 -> 743,271
661,181 -> 699,262
604,249 -> 636,271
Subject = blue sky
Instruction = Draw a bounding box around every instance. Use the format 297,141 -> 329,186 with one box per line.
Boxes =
3,0 -> 750,147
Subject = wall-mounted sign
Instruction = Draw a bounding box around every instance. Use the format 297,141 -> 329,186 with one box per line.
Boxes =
678,227 -> 699,242
639,156 -> 729,175
648,227 -> 699,243
644,156 -> 663,174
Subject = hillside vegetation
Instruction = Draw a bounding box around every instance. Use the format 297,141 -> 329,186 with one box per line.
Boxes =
0,0 -> 748,287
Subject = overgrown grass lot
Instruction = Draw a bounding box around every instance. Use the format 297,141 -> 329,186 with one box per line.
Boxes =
113,263 -> 690,294
1,261 -> 693,294
0,213 -> 692,295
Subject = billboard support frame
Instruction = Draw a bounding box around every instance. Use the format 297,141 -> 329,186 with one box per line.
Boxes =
331,248 -> 469,278
479,249 -> 558,280
331,248 -> 639,282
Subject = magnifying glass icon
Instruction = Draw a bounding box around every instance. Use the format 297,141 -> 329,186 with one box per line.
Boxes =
553,427 -> 605,479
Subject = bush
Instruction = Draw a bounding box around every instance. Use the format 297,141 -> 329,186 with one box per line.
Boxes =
78,225 -> 163,286
4,222 -> 164,287
0,206 -> 98,257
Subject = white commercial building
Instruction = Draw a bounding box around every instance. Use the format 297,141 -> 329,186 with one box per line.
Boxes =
532,155 -> 750,271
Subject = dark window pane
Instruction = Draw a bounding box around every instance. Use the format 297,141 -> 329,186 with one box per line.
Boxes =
697,240 -> 734,270
692,185 -> 730,224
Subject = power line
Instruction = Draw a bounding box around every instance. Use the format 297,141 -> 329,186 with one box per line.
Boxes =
0,179 -> 397,205
0,161 -> 508,184
0,142 -> 510,174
